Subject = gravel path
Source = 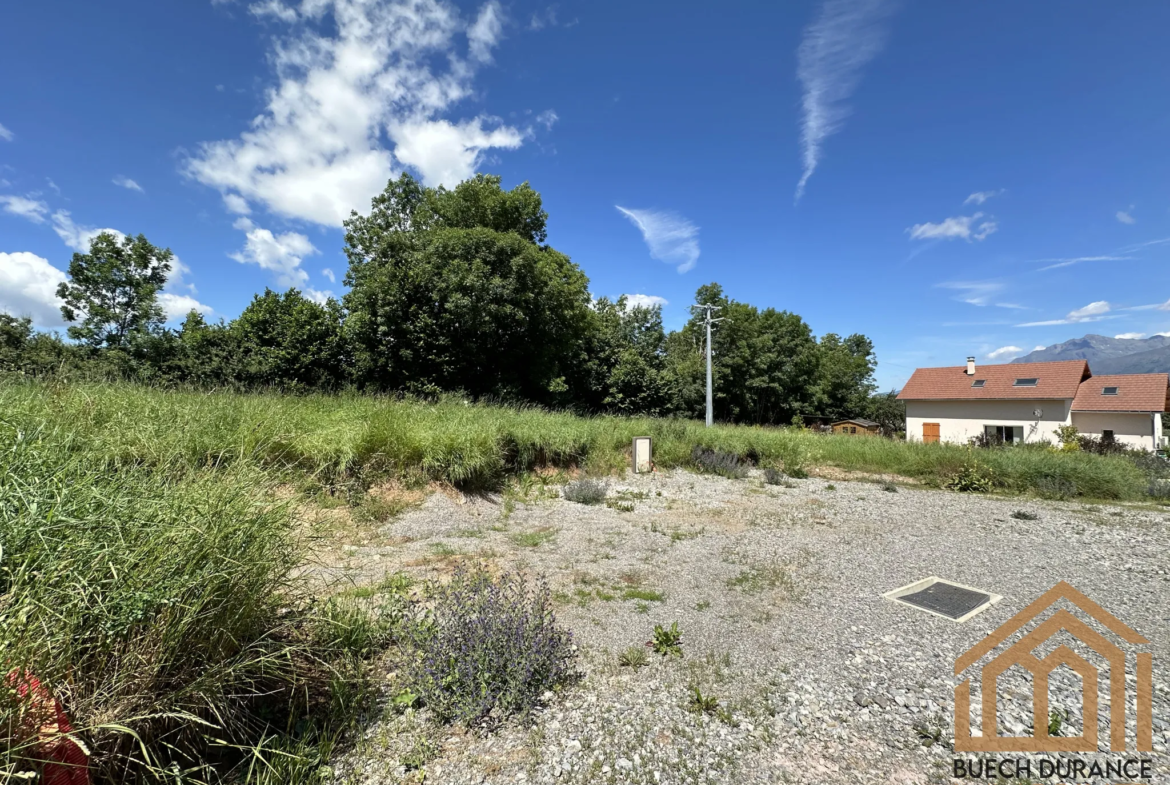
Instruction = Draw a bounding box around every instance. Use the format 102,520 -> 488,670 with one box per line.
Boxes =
311,469 -> 1170,785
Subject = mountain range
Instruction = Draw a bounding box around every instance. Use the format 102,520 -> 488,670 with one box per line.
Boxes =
1011,334 -> 1170,375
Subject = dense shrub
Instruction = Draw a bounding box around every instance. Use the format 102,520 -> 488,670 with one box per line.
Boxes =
407,566 -> 577,725
1034,475 -> 1078,500
563,478 -> 607,505
1078,434 -> 1127,455
945,461 -> 995,493
691,446 -> 748,479
763,467 -> 786,485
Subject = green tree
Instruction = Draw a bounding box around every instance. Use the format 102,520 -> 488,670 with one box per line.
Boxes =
582,296 -> 670,415
812,333 -> 878,420
342,173 -> 592,402
56,232 -> 173,348
865,389 -> 906,435
231,289 -> 347,390
0,314 -> 32,370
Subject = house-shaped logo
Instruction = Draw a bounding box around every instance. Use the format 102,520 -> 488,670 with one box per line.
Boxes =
954,581 -> 1153,752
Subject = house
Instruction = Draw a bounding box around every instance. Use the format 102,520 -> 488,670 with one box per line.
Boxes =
831,418 -> 879,436
897,357 -> 1170,450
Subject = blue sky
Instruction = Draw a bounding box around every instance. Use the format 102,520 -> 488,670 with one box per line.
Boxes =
3,0 -> 1170,389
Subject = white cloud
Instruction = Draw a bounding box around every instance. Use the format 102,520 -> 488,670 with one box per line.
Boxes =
0,122 -> 13,142
1035,255 -> 1131,271
623,294 -> 668,309
528,6 -> 557,30
0,251 -> 67,327
222,193 -> 251,214
935,280 -> 1002,306
467,0 -> 503,63
230,223 -> 318,286
616,206 -> 700,273
794,0 -> 895,202
1018,300 -> 1112,327
1033,345 -> 1045,351
186,0 -> 526,227
908,213 -> 997,242
963,189 -> 1003,206
1115,332 -> 1145,340
1116,208 -> 1135,225
304,287 -> 335,305
113,176 -> 145,193
321,267 -> 336,283
0,195 -> 50,224
45,179 -> 60,195
986,345 -> 1024,361
534,109 -> 558,130
50,210 -> 124,252
390,118 -> 524,189
159,293 -> 214,321
994,302 -> 1027,310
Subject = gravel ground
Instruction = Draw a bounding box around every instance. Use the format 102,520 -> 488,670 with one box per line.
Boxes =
308,469 -> 1170,785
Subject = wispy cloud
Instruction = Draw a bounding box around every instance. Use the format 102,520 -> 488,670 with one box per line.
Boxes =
1018,300 -> 1112,327
986,345 -> 1024,361
187,0 -> 527,227
534,109 -> 558,131
935,280 -> 1002,306
964,189 -> 1003,206
622,294 -> 668,309
1034,255 -> 1131,271
794,0 -> 895,202
1116,206 -> 1136,224
994,302 -> 1028,310
0,122 -> 13,142
321,267 -> 336,283
909,213 -> 997,242
1124,298 -> 1170,312
1115,332 -> 1145,340
616,206 -> 700,273
112,176 -> 145,193
0,194 -> 49,224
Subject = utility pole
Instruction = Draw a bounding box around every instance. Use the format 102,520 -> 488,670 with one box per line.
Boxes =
691,304 -> 723,427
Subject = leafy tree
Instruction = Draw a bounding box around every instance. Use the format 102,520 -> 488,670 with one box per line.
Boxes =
232,289 -> 347,390
343,173 -> 592,402
57,232 -> 173,348
865,390 -> 906,435
812,333 -> 877,419
0,314 -> 32,370
582,296 -> 669,415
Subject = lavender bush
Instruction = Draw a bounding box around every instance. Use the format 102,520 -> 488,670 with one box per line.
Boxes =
408,565 -> 577,725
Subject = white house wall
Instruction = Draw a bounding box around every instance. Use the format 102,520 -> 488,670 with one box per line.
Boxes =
1071,411 -> 1162,450
905,399 -> 1072,444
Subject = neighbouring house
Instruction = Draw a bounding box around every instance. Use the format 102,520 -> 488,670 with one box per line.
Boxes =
831,418 -> 880,436
897,357 -> 1170,450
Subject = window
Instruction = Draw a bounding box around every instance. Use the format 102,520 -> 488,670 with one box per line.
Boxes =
1103,429 -> 1115,441
1013,378 -> 1038,387
1102,386 -> 1119,396
971,379 -> 986,388
985,425 -> 1025,444
850,426 -> 857,434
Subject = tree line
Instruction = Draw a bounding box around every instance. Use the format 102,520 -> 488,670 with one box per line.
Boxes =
0,173 -> 903,429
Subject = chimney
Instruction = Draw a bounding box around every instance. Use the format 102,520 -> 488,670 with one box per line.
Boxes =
966,357 -> 976,376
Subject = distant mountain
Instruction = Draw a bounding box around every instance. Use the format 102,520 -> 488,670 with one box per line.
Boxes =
1012,334 -> 1170,375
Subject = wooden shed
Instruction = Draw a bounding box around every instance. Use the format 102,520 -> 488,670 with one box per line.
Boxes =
831,418 -> 880,436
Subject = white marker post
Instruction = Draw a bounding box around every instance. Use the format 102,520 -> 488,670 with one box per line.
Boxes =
633,437 -> 653,473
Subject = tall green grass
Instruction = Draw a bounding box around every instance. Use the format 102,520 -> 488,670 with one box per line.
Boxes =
0,379 -> 1150,500
0,415 -> 395,783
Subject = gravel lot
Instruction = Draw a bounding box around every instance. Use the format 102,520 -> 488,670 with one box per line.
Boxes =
309,469 -> 1170,785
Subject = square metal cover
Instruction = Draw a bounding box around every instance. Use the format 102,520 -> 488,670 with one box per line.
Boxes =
882,576 -> 1002,623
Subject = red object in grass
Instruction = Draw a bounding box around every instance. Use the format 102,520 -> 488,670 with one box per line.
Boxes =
7,670 -> 91,785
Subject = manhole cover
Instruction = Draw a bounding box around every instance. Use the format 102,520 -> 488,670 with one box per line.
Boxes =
882,577 -> 1002,623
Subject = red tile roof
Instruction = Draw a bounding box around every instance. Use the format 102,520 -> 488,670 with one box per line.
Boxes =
1070,373 -> 1170,412
897,360 -> 1090,401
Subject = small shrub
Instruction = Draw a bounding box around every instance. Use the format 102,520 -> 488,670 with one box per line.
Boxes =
686,685 -> 720,715
1048,708 -> 1068,737
605,499 -> 635,512
946,461 -> 994,493
1035,475 -> 1077,500
881,481 -> 898,493
824,483 -> 836,491
650,622 -> 683,657
763,468 -> 785,485
1148,478 -> 1170,501
1010,510 -> 1039,521
407,565 -> 577,724
618,646 -> 648,668
1078,433 -> 1127,456
691,446 -> 748,479
786,465 -> 809,480
563,479 -> 607,505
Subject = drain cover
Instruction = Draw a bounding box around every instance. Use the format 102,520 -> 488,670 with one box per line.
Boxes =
882,577 -> 1002,623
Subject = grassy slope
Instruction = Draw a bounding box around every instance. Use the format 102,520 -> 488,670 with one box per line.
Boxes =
0,380 -> 1149,500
